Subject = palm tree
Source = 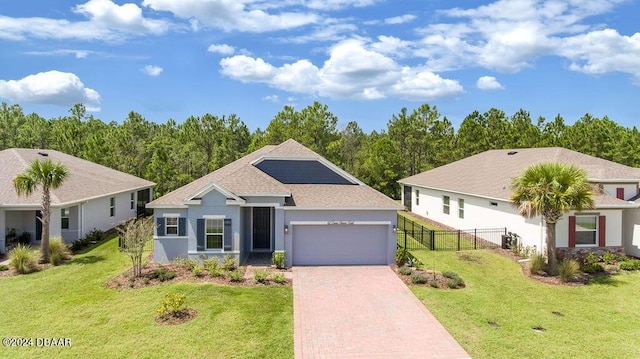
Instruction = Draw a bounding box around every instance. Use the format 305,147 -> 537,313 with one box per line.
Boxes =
510,162 -> 594,274
13,159 -> 69,263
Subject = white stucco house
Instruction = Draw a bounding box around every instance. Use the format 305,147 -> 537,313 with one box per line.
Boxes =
0,148 -> 155,253
399,148 -> 640,258
148,139 -> 401,266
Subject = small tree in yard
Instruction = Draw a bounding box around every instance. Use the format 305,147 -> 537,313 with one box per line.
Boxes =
118,217 -> 155,277
510,162 -> 594,275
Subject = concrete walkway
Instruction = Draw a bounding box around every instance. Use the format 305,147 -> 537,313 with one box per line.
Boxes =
293,266 -> 470,359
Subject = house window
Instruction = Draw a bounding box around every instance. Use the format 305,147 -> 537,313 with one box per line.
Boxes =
415,190 -> 420,206
165,217 -> 178,235
109,197 -> 115,217
443,196 -> 450,215
130,192 -> 135,210
458,199 -> 464,219
205,218 -> 224,250
575,215 -> 597,246
61,208 -> 69,229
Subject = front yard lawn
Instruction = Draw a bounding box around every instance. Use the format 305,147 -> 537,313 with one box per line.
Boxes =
0,236 -> 293,359
410,250 -> 640,359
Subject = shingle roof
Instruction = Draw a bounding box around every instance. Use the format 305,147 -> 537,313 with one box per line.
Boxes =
0,148 -> 155,207
149,139 -> 401,209
399,147 -> 640,207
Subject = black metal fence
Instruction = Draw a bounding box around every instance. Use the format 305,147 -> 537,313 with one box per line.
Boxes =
397,214 -> 506,251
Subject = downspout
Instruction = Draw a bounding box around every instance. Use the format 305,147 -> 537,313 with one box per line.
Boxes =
540,217 -> 544,253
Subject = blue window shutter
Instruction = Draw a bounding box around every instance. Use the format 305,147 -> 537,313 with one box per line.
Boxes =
178,218 -> 186,236
197,219 -> 205,251
224,218 -> 232,251
157,217 -> 165,237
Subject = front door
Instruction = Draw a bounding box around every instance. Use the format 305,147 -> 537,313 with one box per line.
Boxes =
252,207 -> 271,251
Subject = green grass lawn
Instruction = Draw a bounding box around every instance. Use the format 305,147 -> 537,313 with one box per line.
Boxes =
410,250 -> 640,359
0,236 -> 293,359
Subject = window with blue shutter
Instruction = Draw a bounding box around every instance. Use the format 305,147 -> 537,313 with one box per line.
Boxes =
224,219 -> 232,251
178,218 -> 186,236
197,219 -> 205,251
157,217 -> 165,237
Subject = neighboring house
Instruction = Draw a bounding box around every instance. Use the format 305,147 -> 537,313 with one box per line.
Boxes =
0,148 -> 155,253
399,148 -> 640,258
148,139 -> 401,266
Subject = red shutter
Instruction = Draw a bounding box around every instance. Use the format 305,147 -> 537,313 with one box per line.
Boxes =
568,216 -> 576,247
598,216 -> 606,247
616,188 -> 624,200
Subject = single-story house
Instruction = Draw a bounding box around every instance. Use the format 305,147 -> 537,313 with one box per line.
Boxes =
0,148 -> 155,253
399,147 -> 640,258
148,139 -> 401,267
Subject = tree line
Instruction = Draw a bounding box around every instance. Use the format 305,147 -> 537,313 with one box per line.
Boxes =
1,101 -> 639,199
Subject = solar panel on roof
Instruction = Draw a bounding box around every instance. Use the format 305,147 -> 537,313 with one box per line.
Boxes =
254,159 -> 356,185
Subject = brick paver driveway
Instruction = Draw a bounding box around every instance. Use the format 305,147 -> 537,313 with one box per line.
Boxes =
293,266 -> 470,359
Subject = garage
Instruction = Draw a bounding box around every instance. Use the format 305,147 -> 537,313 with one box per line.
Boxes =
292,224 -> 390,265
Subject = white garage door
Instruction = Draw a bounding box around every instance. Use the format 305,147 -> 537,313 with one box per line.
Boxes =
292,225 -> 389,265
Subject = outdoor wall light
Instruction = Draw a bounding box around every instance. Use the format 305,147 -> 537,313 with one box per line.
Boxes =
393,225 -> 397,232
284,225 -> 289,234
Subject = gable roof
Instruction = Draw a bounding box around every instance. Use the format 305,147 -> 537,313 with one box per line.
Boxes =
399,147 -> 640,207
149,139 -> 400,209
0,148 -> 155,207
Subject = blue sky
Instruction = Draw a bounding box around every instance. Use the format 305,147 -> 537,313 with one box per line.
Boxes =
1,0 -> 639,132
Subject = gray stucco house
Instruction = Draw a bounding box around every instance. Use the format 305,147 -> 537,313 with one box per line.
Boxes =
148,139 -> 401,266
0,148 -> 155,253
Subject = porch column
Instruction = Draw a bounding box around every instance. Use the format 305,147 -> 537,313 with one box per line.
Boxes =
274,207 -> 285,251
49,207 -> 62,239
0,209 -> 5,253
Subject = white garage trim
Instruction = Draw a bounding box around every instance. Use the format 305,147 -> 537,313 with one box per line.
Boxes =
289,220 -> 392,227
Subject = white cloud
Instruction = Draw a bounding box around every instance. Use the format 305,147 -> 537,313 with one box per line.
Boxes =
23,49 -> 94,59
208,44 -> 236,55
476,76 -> 504,90
0,0 -> 171,41
384,14 -> 416,25
0,71 -> 100,111
262,95 -> 279,102
220,38 -> 463,101
303,0 -> 380,10
141,65 -> 163,76
559,29 -> 640,83
414,0 -> 633,75
287,21 -> 357,43
142,0 -> 318,32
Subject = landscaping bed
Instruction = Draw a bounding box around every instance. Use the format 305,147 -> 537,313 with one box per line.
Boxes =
106,262 -> 292,289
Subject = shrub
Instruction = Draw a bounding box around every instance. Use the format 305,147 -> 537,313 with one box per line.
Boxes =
581,263 -> 605,274
48,237 -> 71,266
411,272 -> 428,284
395,249 -> 409,266
203,258 -> 219,272
157,293 -> 186,317
530,253 -> 547,274
229,269 -> 244,282
581,253 -> 604,273
0,264 -> 8,271
146,267 -> 177,282
272,251 -> 286,269
71,228 -> 104,252
429,280 -> 439,288
600,252 -> 617,265
447,277 -> 465,289
442,271 -> 460,280
272,273 -> 286,284
16,232 -> 31,245
222,254 -> 238,271
9,244 -> 38,274
254,270 -> 269,284
619,259 -> 640,271
558,259 -> 580,282
398,266 -> 413,276
173,257 -> 198,270
192,265 -> 204,277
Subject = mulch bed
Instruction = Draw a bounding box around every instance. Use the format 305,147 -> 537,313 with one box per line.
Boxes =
393,266 -> 465,289
0,262 -> 54,278
105,262 -> 292,290
155,308 -> 198,325
491,247 -> 617,286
